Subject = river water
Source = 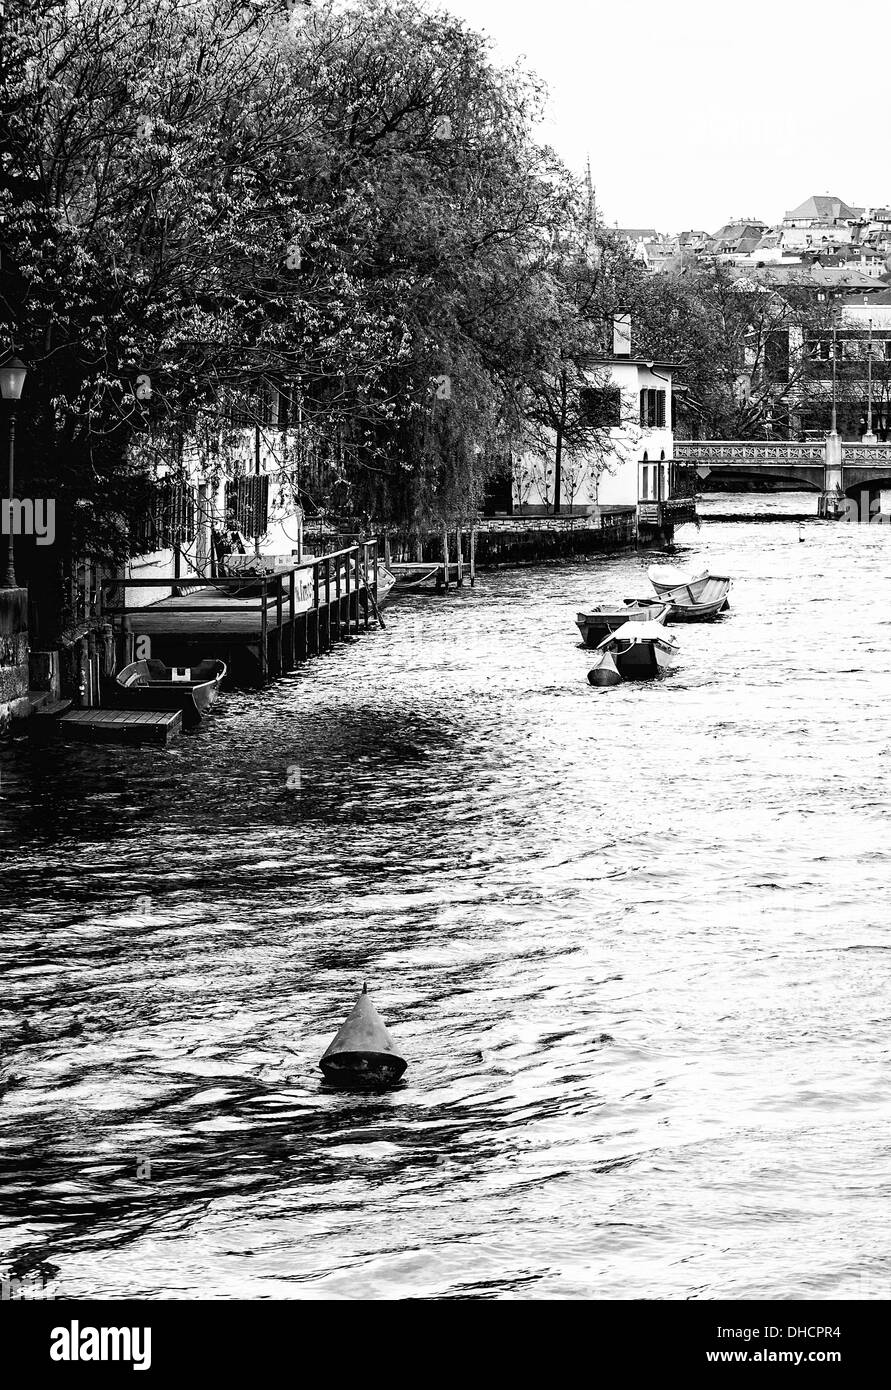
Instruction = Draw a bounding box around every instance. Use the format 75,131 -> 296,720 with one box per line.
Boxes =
1,492 -> 889,1301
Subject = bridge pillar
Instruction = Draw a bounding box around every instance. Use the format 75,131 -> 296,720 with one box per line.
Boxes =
818,432 -> 845,519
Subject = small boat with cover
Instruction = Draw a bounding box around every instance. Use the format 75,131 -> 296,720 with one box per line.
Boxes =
646,565 -> 731,621
587,620 -> 680,687
114,658 -> 226,725
319,984 -> 407,1086
575,599 -> 669,648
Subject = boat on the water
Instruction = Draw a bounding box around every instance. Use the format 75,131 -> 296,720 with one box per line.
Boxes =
576,599 -> 669,648
587,620 -> 679,686
646,565 -> 731,621
114,658 -> 226,724
204,560 -> 396,609
392,565 -> 440,592
375,565 -> 397,606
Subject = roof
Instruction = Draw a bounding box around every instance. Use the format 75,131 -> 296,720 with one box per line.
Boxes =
617,228 -> 658,241
712,221 -> 768,242
582,355 -> 675,370
734,264 -> 880,291
784,194 -> 861,223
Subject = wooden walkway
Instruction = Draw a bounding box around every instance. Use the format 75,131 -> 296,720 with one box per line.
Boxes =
59,709 -> 182,745
99,543 -> 383,686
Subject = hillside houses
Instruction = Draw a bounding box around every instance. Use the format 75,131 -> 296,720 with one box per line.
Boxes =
616,192 -> 891,282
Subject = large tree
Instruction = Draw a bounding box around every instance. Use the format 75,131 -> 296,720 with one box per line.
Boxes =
3,0 -> 606,618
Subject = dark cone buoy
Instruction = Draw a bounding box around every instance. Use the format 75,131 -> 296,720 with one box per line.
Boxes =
587,651 -> 622,687
319,984 -> 407,1086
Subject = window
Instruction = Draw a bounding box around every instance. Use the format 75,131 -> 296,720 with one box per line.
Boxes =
639,388 -> 666,428
225,475 -> 270,538
807,338 -> 832,362
765,330 -> 790,381
130,478 -> 196,553
580,385 -> 621,428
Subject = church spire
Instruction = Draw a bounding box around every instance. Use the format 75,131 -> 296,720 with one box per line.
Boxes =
584,156 -> 600,267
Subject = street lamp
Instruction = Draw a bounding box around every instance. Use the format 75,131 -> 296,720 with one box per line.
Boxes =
0,355 -> 28,589
865,319 -> 876,444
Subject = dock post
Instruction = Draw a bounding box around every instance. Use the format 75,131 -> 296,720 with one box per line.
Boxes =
456,525 -> 464,586
335,554 -> 342,641
324,557 -> 332,650
441,525 -> 450,590
373,539 -> 379,610
260,577 -> 269,682
310,560 -> 320,655
352,548 -> 358,633
355,548 -> 362,634
345,548 -> 351,638
289,570 -> 296,667
275,576 -> 284,675
469,524 -> 476,586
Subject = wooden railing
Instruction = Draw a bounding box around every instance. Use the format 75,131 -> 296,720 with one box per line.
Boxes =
98,541 -> 381,681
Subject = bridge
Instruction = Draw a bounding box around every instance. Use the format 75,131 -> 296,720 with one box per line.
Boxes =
673,439 -> 891,517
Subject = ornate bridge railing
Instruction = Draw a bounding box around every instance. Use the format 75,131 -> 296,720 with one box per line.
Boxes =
840,444 -> 891,463
674,441 -> 891,466
674,442 -> 824,464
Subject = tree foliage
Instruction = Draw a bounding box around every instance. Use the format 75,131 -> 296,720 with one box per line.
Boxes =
1,0 -> 617,603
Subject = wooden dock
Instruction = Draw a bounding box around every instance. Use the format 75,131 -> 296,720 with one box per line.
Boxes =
99,543 -> 383,686
59,708 -> 183,745
307,508 -> 637,584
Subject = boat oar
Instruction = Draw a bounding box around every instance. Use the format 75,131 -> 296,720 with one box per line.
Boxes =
319,983 -> 407,1086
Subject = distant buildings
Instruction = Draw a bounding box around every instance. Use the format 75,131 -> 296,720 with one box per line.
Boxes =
615,192 -> 891,284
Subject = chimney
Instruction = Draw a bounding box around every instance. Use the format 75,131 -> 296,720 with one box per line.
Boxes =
613,310 -> 632,357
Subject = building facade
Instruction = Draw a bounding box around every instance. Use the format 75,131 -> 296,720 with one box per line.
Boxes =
511,313 -> 696,535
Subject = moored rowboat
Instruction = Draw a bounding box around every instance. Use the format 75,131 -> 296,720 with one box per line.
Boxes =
587,620 -> 679,686
114,658 -> 226,725
646,565 -> 731,621
576,599 -> 669,648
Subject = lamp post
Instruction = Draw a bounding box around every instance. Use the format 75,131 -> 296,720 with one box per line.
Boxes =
864,319 -> 877,444
823,328 -> 843,518
0,355 -> 28,590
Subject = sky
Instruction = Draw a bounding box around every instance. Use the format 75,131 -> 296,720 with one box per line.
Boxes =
436,0 -> 887,235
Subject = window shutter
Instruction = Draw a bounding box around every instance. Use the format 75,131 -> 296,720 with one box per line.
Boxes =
228,475 -> 270,537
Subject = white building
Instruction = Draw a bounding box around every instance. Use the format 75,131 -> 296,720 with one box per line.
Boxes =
512,313 -> 694,535
124,411 -> 305,609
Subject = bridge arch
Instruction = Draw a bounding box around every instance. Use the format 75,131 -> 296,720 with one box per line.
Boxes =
843,468 -> 891,494
694,463 -> 823,492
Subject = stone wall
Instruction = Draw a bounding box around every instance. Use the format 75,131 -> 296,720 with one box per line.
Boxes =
0,587 -> 29,734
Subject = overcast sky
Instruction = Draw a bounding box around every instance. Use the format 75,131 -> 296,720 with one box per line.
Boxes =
436,0 -> 885,234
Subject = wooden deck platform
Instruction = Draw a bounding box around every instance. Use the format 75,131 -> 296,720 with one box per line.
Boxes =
99,544 -> 383,686
58,708 -> 183,745
125,586 -> 301,638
